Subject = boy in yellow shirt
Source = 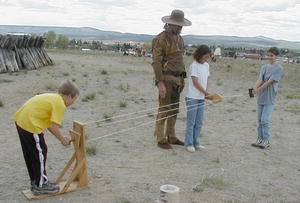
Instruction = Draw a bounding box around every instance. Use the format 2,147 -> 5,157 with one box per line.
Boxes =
12,80 -> 79,195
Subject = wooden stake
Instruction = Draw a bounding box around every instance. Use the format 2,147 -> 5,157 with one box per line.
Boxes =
22,121 -> 89,200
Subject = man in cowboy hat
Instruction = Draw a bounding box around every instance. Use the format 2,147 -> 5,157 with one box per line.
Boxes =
152,9 -> 192,149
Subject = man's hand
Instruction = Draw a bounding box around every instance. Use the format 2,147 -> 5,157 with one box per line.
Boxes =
157,81 -> 166,99
60,136 -> 71,146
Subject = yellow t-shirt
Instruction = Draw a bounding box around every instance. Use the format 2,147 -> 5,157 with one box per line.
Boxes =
12,93 -> 66,134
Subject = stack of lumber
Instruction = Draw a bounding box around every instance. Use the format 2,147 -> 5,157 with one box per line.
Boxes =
0,35 -> 54,73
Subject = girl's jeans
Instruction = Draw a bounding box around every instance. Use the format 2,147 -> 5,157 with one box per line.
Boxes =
257,104 -> 274,140
185,97 -> 205,147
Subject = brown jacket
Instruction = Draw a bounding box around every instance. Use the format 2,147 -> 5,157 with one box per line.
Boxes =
151,31 -> 185,82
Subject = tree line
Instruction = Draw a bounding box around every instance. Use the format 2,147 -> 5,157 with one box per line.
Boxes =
44,31 -> 299,58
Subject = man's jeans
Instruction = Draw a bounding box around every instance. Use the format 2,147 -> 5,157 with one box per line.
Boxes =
257,104 -> 274,140
185,97 -> 205,147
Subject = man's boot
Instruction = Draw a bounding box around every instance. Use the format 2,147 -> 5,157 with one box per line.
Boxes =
154,114 -> 172,149
166,115 -> 184,146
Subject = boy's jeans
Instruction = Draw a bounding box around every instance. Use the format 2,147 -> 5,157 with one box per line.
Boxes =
185,97 -> 205,147
257,104 -> 274,140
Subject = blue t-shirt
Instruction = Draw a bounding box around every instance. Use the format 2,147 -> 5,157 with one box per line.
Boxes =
257,64 -> 283,105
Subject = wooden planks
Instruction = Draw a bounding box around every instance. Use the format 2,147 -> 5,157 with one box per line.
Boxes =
0,34 -> 54,73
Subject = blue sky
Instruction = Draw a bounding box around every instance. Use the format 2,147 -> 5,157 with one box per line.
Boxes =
1,0 -> 300,41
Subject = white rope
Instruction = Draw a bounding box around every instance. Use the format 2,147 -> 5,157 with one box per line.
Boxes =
90,101 -> 206,128
87,102 -> 212,142
221,94 -> 248,98
83,97 -> 196,125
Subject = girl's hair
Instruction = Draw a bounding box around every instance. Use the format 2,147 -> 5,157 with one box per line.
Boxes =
193,45 -> 211,62
58,80 -> 79,98
268,47 -> 280,56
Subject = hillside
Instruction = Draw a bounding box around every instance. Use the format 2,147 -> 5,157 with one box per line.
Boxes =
1,25 -> 299,50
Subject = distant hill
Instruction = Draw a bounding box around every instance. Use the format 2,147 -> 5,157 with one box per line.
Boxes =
1,25 -> 299,50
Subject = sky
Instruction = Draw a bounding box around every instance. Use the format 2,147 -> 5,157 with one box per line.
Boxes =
1,0 -> 300,42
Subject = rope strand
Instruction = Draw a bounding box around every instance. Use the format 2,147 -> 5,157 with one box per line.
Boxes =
87,102 -> 212,142
83,97 -> 197,125
90,101 -> 207,128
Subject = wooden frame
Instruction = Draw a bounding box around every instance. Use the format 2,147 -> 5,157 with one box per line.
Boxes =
22,121 -> 89,200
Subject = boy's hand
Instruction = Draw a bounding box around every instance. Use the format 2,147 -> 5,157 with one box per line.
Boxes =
60,136 -> 71,146
253,88 -> 259,94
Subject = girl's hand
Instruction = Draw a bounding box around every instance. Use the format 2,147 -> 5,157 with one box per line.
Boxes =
205,93 -> 213,100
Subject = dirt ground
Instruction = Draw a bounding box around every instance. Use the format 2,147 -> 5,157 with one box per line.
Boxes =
0,50 -> 300,203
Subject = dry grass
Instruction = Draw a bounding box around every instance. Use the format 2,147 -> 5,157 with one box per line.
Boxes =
0,79 -> 14,83
86,145 -> 97,156
193,176 -> 228,192
82,93 -> 96,102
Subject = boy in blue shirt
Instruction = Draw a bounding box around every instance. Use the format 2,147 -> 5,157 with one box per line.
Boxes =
251,47 -> 283,149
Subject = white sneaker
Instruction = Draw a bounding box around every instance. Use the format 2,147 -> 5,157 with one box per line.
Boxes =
186,146 -> 195,152
195,145 -> 206,150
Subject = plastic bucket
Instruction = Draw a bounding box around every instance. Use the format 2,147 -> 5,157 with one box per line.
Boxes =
159,184 -> 180,203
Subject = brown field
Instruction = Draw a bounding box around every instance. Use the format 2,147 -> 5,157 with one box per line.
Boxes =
0,50 -> 300,203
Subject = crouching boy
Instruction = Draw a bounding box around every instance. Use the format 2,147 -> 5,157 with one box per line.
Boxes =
12,80 -> 79,195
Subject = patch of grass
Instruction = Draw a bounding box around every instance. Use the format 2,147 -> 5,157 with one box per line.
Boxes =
101,70 -> 108,75
0,99 -> 3,107
193,184 -> 205,192
120,199 -> 131,203
216,81 -> 223,86
147,112 -> 154,117
286,94 -> 300,99
103,113 -> 112,122
117,83 -> 130,92
44,82 -> 58,91
81,93 -> 96,102
86,145 -> 97,156
226,108 -> 237,113
63,72 -> 70,76
71,78 -> 76,82
0,79 -> 14,83
193,176 -> 228,192
212,157 -> 220,163
119,101 -> 127,108
140,98 -> 147,103
285,105 -> 300,114
83,73 -> 88,77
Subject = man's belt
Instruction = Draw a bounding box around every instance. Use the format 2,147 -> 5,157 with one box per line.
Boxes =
163,70 -> 186,78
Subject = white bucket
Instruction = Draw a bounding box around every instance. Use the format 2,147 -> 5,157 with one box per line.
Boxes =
159,184 -> 180,203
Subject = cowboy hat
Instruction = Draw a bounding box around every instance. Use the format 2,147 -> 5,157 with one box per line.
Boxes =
161,9 -> 192,26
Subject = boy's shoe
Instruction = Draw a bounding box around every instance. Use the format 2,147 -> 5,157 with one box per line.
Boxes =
251,138 -> 262,147
31,181 -> 59,191
186,146 -> 195,153
258,140 -> 270,149
195,145 -> 206,150
32,181 -> 60,195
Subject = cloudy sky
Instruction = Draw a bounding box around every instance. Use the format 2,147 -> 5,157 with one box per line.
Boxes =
1,0 -> 300,41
